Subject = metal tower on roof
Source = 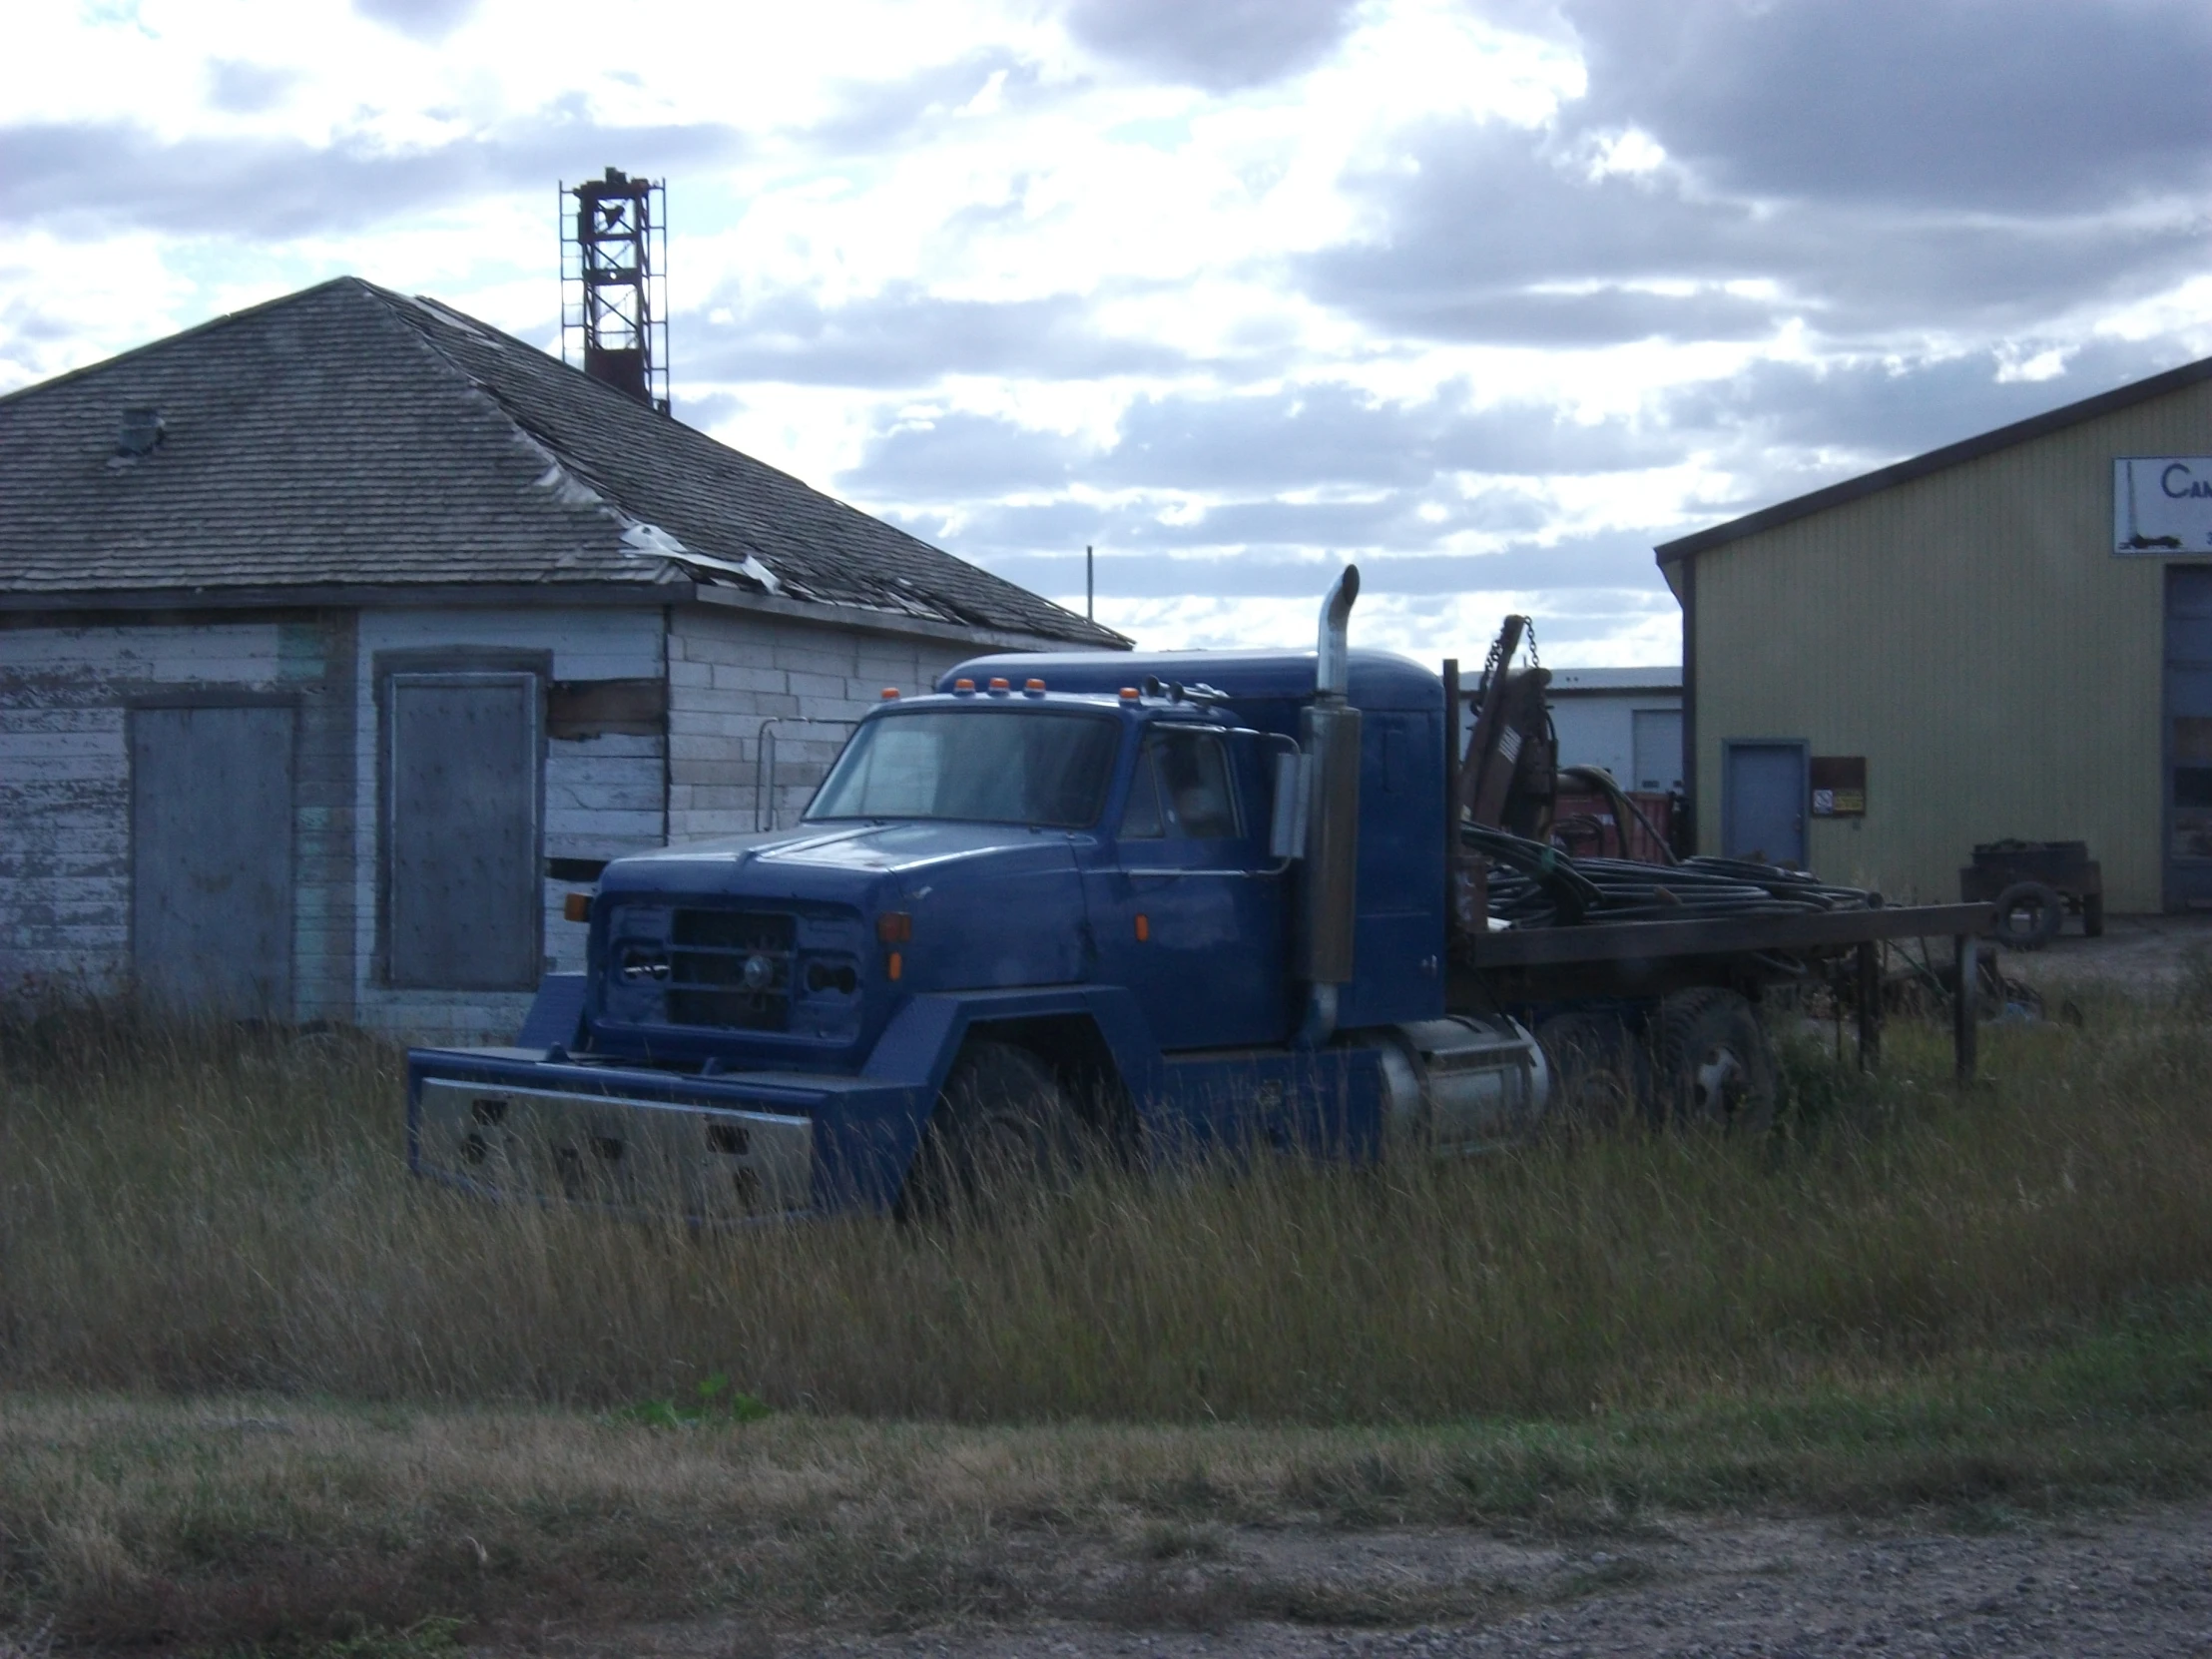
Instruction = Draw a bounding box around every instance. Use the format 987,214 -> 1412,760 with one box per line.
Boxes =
559,167 -> 670,415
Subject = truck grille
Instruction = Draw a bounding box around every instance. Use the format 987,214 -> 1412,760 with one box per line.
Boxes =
666,909 -> 796,1030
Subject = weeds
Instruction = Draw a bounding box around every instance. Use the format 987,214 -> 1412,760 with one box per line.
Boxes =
7,992 -> 2212,1640
2,991 -> 2210,1421
617,1373 -> 775,1429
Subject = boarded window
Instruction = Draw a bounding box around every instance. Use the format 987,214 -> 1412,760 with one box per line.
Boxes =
388,673 -> 541,989
131,703 -> 295,1016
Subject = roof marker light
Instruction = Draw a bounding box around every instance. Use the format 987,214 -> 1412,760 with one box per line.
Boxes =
953,678 -> 975,695
987,676 -> 1011,695
1023,678 -> 1047,697
880,687 -> 900,700
1119,686 -> 1140,701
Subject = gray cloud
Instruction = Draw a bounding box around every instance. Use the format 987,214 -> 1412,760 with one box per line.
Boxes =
1559,0 -> 2212,215
683,283 -> 1192,389
952,530 -> 1669,605
1063,0 -> 1360,91
351,0 -> 480,43
848,383 -> 1672,502
1662,335 -> 2191,466
811,51 -> 1048,153
204,60 -> 298,116
1306,111 -> 2211,349
0,109 -> 743,239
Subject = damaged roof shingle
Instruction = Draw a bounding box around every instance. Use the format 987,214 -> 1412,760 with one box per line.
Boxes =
0,276 -> 1128,649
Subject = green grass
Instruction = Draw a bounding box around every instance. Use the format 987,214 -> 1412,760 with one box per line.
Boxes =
4,987 -> 2212,1643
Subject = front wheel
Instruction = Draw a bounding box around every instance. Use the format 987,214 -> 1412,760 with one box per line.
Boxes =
1647,987 -> 1777,1135
899,1040 -> 1075,1219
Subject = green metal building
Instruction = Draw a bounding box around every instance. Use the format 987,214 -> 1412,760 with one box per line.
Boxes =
1655,355 -> 2212,913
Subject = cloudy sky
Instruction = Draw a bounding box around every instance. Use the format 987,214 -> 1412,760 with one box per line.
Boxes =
5,0 -> 2210,661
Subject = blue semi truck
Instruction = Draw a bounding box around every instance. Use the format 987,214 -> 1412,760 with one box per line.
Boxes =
406,570 -> 1988,1220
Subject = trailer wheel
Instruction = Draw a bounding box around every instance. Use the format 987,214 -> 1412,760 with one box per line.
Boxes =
1536,1009 -> 1644,1130
900,1040 -> 1075,1219
1648,988 -> 1777,1135
1991,880 -> 2064,949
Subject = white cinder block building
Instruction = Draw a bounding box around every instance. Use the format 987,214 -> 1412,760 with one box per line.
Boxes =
0,277 -> 1124,1040
1544,667 -> 1685,795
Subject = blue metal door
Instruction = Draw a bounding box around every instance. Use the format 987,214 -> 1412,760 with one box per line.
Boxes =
2166,567 -> 2212,908
1722,741 -> 1807,866
1083,725 -> 1287,1050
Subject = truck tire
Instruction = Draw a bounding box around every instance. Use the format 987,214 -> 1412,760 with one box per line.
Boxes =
1647,987 -> 1777,1135
1991,880 -> 2064,949
1535,1008 -> 1644,1130
900,1040 -> 1075,1219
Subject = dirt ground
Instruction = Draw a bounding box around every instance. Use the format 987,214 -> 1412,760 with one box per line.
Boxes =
1990,909 -> 2212,1000
583,1503 -> 2212,1658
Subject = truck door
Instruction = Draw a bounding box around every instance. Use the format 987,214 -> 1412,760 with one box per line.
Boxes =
1085,724 -> 1289,1050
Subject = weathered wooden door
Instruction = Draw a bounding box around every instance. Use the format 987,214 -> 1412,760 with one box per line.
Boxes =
130,703 -> 295,1016
387,672 -> 541,989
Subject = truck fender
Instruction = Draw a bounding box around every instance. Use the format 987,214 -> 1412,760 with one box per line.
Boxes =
842,987 -> 1163,1197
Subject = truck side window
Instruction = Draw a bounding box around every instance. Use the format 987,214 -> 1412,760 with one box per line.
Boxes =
1149,728 -> 1239,840
1121,743 -> 1165,838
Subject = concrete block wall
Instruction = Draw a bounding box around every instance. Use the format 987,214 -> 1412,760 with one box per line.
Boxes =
667,606 -> 980,842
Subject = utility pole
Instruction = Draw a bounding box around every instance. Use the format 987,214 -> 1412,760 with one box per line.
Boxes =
1086,544 -> 1094,621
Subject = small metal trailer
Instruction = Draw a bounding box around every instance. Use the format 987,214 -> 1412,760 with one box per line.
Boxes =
1960,839 -> 2103,948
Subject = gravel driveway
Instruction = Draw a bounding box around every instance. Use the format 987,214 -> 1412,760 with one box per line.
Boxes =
593,1503 -> 2212,1659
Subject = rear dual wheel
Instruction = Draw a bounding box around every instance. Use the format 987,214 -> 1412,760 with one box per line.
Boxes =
1540,989 -> 1778,1136
1646,987 -> 1778,1135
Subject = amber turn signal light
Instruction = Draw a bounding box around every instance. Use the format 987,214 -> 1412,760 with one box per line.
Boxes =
876,910 -> 912,943
563,891 -> 592,923
1134,912 -> 1150,942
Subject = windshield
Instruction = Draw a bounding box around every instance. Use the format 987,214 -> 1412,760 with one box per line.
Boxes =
807,709 -> 1121,829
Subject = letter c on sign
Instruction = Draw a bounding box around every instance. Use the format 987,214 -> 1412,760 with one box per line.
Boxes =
2164,462 -> 2194,497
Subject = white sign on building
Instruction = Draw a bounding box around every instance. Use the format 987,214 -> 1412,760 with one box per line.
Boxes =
2114,457 -> 2212,555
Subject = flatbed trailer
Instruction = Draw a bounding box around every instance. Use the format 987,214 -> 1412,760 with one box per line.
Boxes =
1456,901 -> 1995,1080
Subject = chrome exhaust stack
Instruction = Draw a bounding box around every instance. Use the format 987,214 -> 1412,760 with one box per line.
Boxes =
1299,565 -> 1362,1043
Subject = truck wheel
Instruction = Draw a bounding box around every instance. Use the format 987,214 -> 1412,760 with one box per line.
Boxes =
1536,1009 -> 1643,1130
2082,892 -> 2105,937
901,1040 -> 1075,1218
1991,880 -> 2064,949
1647,988 -> 1777,1136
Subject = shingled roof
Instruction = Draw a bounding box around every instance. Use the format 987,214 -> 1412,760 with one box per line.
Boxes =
0,276 -> 1126,647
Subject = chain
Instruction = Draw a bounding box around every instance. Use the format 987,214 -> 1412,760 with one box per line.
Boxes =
1524,618 -> 1540,669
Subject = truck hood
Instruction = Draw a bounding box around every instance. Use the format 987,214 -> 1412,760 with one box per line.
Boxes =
590,820 -> 1094,1064
604,820 -> 1086,889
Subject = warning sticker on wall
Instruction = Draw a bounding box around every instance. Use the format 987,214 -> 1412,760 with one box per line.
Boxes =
2114,458 -> 2212,555
1810,756 -> 1867,818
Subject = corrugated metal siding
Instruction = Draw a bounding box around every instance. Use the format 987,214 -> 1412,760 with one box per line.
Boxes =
667,607 -> 977,841
1693,375 -> 2212,909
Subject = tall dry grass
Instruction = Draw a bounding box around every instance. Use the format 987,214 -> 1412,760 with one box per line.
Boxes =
2,991 -> 2209,1421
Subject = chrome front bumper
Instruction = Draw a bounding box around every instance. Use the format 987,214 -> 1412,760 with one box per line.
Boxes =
413,1076 -> 815,1219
